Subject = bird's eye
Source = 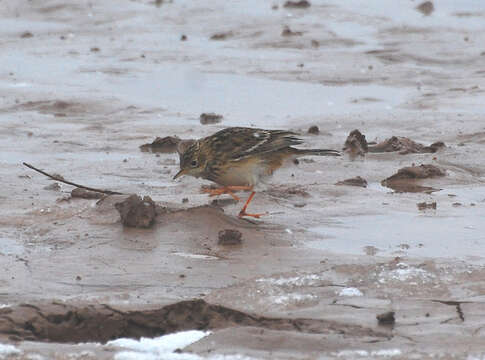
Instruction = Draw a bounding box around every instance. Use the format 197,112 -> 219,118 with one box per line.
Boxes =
191,160 -> 198,167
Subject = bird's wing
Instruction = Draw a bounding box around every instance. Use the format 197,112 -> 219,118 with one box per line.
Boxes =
207,127 -> 302,161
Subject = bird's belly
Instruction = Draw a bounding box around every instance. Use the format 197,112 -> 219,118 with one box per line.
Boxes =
216,161 -> 270,187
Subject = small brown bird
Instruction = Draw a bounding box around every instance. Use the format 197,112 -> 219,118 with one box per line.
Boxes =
173,127 -> 340,218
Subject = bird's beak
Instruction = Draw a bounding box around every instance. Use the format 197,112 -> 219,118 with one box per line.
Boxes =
173,168 -> 186,180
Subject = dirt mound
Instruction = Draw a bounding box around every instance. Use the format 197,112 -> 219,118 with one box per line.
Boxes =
343,130 -> 445,157
369,136 -> 445,154
0,300 -> 388,343
139,136 -> 181,153
335,176 -> 368,188
381,164 -> 445,193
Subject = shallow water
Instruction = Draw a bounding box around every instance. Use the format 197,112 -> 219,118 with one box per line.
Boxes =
309,186 -> 485,262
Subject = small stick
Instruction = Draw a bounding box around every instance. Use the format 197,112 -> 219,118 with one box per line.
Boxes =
22,162 -> 124,195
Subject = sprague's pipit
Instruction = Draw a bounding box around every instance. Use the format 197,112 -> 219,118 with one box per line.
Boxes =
173,127 -> 340,218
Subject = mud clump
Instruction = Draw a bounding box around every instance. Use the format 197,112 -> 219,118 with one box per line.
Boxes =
0,299 -> 387,343
417,202 -> 437,210
114,195 -> 157,228
21,31 -> 34,38
369,136 -> 445,155
200,113 -> 223,125
43,182 -> 61,191
343,129 -> 368,159
211,198 -> 238,208
71,187 -> 104,199
382,164 -> 445,193
384,164 -> 445,181
416,1 -> 434,16
343,130 -> 445,157
218,229 -> 243,245
376,311 -> 395,326
281,26 -> 303,37
140,136 -> 181,153
307,125 -> 320,135
210,32 -> 233,41
284,0 -> 311,8
335,176 -> 368,188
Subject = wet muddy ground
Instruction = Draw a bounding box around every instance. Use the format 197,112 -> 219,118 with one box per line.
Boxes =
1,0 -> 485,358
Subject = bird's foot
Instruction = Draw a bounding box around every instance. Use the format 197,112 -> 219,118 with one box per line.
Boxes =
238,210 -> 267,219
201,185 -> 253,201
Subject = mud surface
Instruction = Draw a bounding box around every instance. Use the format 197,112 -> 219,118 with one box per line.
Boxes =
1,0 -> 485,358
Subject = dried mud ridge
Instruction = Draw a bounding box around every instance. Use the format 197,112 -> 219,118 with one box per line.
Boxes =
0,300 -> 389,343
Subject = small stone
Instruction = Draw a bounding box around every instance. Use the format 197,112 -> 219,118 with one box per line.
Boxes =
182,198 -> 189,203
90,47 -> 100,52
218,229 -> 243,245
200,113 -> 223,125
211,198 -> 238,207
283,0 -> 311,8
417,202 -> 437,210
43,182 -> 61,191
180,34 -> 187,41
21,31 -> 33,38
114,195 -> 157,228
71,188 -> 104,199
281,25 -> 303,37
76,276 -> 82,281
139,136 -> 181,153
335,176 -> 368,188
210,32 -> 233,40
416,1 -> 434,16
308,125 -> 320,135
377,311 -> 395,326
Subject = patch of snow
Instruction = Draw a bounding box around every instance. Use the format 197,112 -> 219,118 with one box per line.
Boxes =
0,305 -> 10,309
338,287 -> 363,297
371,349 -> 402,357
172,252 -> 218,260
209,355 -> 260,360
285,228 -> 293,234
379,263 -> 435,283
334,349 -> 401,357
256,273 -> 322,287
26,355 -> 46,360
108,330 -> 210,360
271,293 -> 316,305
335,349 -> 369,357
67,350 -> 96,359
0,343 -> 21,358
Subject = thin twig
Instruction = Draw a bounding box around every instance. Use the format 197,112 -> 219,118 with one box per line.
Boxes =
22,162 -> 124,195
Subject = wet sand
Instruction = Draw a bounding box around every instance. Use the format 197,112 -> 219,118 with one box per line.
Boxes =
1,0 -> 485,358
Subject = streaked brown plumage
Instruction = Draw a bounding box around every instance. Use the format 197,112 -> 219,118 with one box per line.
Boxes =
174,127 -> 340,218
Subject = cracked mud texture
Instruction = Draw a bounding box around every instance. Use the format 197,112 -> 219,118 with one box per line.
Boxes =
2,0 -> 485,358
0,299 -> 388,343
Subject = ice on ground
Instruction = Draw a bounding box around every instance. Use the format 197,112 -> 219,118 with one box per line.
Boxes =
333,348 -> 402,357
172,252 -> 219,260
0,343 -> 21,358
271,293 -> 316,305
378,263 -> 435,284
108,330 -> 210,360
256,273 -> 323,287
338,287 -> 364,297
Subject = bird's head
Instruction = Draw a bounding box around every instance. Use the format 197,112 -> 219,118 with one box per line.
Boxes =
173,140 -> 205,180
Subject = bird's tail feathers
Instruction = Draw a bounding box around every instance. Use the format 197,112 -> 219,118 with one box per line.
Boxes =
295,148 -> 341,157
